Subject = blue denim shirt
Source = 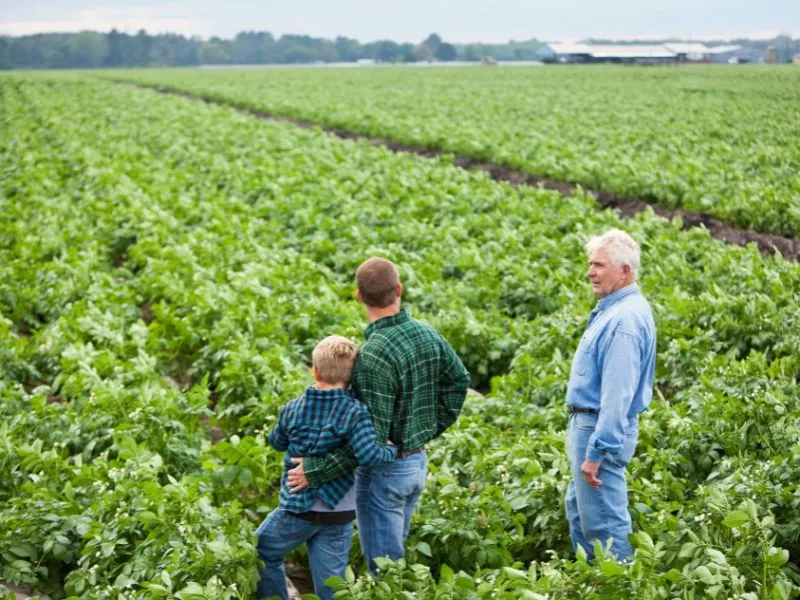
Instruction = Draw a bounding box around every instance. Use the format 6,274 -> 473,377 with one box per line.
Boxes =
566,283 -> 656,462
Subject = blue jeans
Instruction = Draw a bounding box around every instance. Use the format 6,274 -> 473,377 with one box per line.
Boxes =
255,508 -> 353,600
565,412 -> 638,561
356,451 -> 428,572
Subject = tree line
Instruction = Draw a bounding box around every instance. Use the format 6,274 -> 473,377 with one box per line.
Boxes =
1,29 -> 795,70
0,30 -> 546,69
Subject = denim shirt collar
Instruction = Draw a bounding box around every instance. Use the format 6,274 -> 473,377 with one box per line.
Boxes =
596,283 -> 640,313
364,308 -> 410,339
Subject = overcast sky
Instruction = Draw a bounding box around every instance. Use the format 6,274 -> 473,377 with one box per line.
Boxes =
1,0 -> 798,42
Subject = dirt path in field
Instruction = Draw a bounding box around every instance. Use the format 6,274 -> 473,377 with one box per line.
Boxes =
120,81 -> 800,262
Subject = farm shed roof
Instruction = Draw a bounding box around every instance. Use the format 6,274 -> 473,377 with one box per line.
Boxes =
707,45 -> 742,54
544,43 -> 677,58
663,42 -> 712,54
544,42 -> 593,55
589,45 -> 676,58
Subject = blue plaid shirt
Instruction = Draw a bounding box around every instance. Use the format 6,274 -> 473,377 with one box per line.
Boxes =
269,386 -> 397,512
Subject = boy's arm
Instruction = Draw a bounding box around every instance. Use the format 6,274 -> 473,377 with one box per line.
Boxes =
434,341 -> 471,438
347,403 -> 397,468
268,406 -> 290,451
303,446 -> 359,487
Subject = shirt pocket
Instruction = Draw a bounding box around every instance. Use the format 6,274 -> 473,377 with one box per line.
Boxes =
575,334 -> 597,377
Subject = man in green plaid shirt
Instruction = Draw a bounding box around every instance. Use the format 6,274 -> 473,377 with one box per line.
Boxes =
288,257 -> 470,571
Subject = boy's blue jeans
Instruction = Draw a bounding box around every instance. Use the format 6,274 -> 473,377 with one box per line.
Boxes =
356,451 -> 428,572
565,412 -> 639,561
255,508 -> 353,600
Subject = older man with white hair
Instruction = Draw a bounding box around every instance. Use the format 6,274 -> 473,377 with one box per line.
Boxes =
565,228 -> 656,561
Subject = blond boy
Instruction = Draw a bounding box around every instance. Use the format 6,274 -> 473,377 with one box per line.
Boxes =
255,335 -> 396,600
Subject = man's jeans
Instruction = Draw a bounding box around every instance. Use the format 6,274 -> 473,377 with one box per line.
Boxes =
356,451 -> 428,572
565,412 -> 638,561
255,508 -> 353,600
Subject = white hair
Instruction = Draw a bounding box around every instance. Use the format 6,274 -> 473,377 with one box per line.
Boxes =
586,229 -> 640,278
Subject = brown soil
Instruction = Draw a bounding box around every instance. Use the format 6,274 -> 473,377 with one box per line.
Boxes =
199,413 -> 225,444
121,82 -> 800,262
285,563 -> 314,596
139,302 -> 154,324
0,582 -> 52,599
449,159 -> 800,260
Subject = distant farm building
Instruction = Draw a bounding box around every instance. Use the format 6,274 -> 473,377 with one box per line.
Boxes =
538,42 -> 765,65
707,45 -> 764,64
663,42 -> 711,62
538,43 -> 677,64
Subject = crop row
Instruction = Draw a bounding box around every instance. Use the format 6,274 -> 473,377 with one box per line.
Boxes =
107,65 -> 800,237
1,75 -> 800,598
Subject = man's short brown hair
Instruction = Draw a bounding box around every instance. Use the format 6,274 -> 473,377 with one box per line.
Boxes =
312,335 -> 358,384
356,257 -> 400,308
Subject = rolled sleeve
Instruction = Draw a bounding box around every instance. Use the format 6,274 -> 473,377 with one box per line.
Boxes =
586,330 -> 641,462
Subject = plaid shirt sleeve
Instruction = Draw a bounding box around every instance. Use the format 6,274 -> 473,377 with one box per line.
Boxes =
347,403 -> 397,467
434,341 -> 471,438
303,443 -> 358,487
268,405 -> 290,451
351,356 -> 397,444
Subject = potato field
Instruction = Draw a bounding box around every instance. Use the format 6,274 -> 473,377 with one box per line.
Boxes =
2,66 -> 800,599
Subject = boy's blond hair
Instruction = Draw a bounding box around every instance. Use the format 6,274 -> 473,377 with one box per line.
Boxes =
312,335 -> 358,384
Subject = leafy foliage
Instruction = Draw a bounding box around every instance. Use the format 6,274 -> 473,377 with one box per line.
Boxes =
108,65 -> 800,236
1,75 -> 799,598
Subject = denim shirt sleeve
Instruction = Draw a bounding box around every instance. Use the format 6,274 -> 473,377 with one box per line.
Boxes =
585,328 -> 642,462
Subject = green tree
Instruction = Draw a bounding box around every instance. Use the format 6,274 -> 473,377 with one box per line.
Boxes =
65,32 -> 108,68
464,44 -> 480,61
335,36 -> 362,61
397,43 -> 417,62
364,40 -> 403,62
435,42 -> 457,61
198,38 -> 231,64
106,28 -> 123,66
416,32 -> 443,61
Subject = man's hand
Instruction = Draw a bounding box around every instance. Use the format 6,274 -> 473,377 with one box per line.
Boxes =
287,458 -> 310,493
581,459 -> 602,488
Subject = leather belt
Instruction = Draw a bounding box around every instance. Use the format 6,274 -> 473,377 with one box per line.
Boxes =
397,447 -> 425,459
568,406 -> 598,415
287,510 -> 356,525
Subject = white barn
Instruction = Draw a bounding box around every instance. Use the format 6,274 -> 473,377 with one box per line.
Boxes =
538,43 -> 677,64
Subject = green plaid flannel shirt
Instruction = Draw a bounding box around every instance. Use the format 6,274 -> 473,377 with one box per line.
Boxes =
304,309 -> 470,487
